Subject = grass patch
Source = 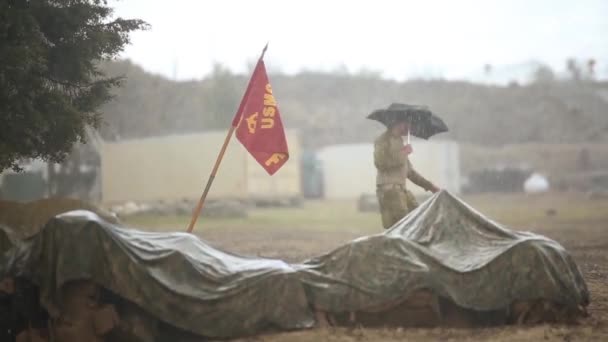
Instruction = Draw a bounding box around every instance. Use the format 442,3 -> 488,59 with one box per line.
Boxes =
124,192 -> 608,235
124,200 -> 380,234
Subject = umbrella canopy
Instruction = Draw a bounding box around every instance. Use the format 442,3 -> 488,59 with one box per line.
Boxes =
367,103 -> 449,139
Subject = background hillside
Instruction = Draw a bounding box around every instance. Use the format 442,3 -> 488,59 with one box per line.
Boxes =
99,60 -> 608,149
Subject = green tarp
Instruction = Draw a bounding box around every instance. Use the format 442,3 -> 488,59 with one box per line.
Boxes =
298,192 -> 589,313
0,191 -> 589,339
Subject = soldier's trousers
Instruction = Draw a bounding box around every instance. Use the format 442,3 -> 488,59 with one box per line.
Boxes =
376,185 -> 419,229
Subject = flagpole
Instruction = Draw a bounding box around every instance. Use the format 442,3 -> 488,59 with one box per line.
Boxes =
186,126 -> 236,233
186,43 -> 269,234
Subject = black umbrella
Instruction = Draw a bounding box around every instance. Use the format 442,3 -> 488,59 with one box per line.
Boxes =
367,103 -> 449,140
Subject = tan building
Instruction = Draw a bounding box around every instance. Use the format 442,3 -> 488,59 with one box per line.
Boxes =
100,130 -> 301,205
317,140 -> 460,200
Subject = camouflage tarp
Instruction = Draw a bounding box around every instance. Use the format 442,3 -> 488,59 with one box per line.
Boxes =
9,211 -> 314,339
0,226 -> 16,255
0,225 -> 24,277
298,191 -> 589,314
0,191 -> 589,338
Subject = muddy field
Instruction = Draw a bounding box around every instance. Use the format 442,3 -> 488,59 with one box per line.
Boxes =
124,192 -> 608,341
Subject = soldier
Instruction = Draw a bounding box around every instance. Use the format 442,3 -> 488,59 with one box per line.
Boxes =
374,118 -> 439,229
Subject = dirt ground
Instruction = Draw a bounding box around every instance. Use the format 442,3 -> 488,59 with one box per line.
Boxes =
134,192 -> 608,342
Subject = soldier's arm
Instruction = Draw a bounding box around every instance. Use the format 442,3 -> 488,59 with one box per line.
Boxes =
407,159 -> 435,191
374,139 -> 406,170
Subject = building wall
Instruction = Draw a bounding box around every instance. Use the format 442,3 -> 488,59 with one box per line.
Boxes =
408,140 -> 461,195
246,131 -> 301,199
317,144 -> 376,200
101,130 -> 301,204
317,140 -> 461,199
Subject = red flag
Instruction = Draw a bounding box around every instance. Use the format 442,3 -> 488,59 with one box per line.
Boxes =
232,58 -> 288,175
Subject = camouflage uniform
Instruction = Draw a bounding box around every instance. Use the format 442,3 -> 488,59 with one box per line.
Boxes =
374,131 -> 434,229
405,189 -> 420,211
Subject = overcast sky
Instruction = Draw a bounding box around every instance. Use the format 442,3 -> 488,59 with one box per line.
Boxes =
109,0 -> 608,82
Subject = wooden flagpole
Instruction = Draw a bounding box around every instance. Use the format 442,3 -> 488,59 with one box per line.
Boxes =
186,43 -> 268,234
186,125 -> 237,233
